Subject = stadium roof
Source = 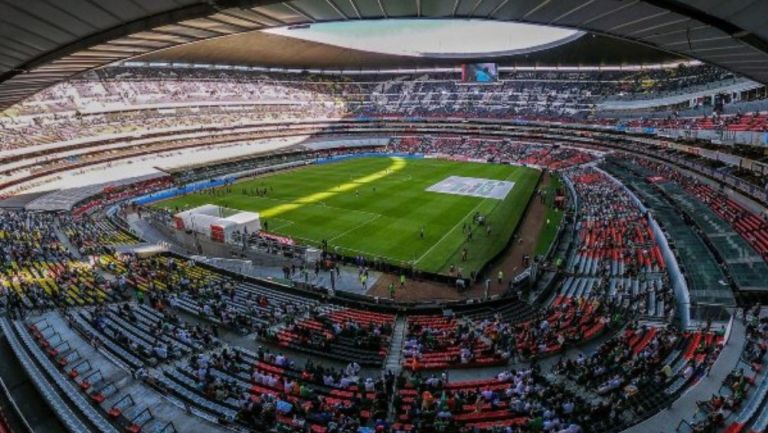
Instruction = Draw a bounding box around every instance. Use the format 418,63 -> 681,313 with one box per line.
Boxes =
1,0 -> 767,109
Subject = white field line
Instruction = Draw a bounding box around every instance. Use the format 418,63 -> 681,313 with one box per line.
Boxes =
331,246 -> 408,264
287,231 -> 407,263
270,217 -> 408,262
414,171 -> 517,266
266,218 -> 295,232
413,199 -> 488,266
328,214 -> 383,242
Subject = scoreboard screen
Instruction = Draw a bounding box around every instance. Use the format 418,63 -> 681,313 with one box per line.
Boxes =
461,63 -> 498,82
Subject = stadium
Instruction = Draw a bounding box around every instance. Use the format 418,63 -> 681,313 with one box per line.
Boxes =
1,1 -> 768,433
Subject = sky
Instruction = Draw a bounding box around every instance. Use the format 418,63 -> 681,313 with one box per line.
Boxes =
263,19 -> 582,58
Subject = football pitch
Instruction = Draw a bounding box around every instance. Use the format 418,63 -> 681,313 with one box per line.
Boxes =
157,157 -> 541,274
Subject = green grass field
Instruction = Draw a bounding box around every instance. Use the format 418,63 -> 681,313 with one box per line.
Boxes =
534,174 -> 565,257
158,157 -> 540,274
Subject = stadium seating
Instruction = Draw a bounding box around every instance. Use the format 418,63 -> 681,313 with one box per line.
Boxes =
393,368 -> 587,433
273,307 -> 394,366
401,295 -> 608,371
677,308 -> 767,433
388,136 -> 595,169
605,155 -> 768,296
0,59 -> 762,433
0,210 -> 127,311
554,325 -> 722,419
562,167 -> 673,319
687,185 -> 768,261
95,253 -> 396,366
1,318 -> 123,433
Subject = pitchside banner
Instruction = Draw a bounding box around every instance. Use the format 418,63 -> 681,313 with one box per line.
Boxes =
426,176 -> 515,200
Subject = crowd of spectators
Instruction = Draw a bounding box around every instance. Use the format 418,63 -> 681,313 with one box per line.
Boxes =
0,175 -> 727,433
0,64 -> 750,154
388,136 -> 594,169
686,307 -> 766,433
552,323 -> 722,430
618,111 -> 768,132
395,366 -> 587,433
403,296 -> 612,371
0,62 -> 751,433
0,210 -> 130,316
0,63 -> 763,200
563,167 -> 675,319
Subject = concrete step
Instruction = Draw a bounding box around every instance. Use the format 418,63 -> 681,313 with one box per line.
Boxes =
384,316 -> 406,373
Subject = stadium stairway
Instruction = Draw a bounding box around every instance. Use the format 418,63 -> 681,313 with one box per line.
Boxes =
0,316 -> 121,433
384,316 -> 406,373
384,317 -> 405,424
27,310 -> 228,433
53,222 -> 83,259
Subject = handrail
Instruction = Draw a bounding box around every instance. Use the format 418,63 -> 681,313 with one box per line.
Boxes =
0,373 -> 34,433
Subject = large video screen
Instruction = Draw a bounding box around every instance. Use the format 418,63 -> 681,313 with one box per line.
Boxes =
461,63 -> 498,83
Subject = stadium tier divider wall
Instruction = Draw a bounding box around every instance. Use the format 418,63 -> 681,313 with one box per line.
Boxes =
561,174 -> 580,249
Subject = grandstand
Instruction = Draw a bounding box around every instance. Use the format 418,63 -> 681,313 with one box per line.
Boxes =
1,3 -> 768,433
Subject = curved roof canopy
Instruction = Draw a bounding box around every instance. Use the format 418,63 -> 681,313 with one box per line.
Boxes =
137,26 -> 680,69
1,0 -> 767,109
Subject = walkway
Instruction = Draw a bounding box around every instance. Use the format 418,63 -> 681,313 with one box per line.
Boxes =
53,223 -> 82,259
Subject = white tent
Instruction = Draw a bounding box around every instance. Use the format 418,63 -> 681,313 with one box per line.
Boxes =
174,204 -> 260,244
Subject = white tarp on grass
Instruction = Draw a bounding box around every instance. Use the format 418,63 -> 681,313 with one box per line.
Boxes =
426,176 -> 515,200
